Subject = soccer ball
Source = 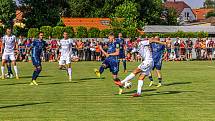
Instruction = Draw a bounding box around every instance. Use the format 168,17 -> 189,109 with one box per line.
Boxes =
124,81 -> 132,89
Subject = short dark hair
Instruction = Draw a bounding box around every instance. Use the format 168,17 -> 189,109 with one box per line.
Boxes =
38,31 -> 44,35
109,32 -> 114,37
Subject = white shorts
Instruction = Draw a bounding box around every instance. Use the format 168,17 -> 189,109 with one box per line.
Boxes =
2,53 -> 16,61
138,60 -> 154,76
59,56 -> 71,65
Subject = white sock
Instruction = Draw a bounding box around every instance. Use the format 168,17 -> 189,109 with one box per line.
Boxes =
14,66 -> 18,76
121,73 -> 135,84
1,66 -> 4,76
68,68 -> 72,79
137,80 -> 144,95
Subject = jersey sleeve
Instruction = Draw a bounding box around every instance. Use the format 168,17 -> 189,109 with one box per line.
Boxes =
139,40 -> 150,46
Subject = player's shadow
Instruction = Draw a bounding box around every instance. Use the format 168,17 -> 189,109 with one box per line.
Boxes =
78,77 -> 105,81
145,90 -> 196,96
20,75 -> 53,79
0,102 -> 51,109
164,81 -> 192,86
40,81 -> 77,85
0,82 -> 28,86
123,89 -> 157,94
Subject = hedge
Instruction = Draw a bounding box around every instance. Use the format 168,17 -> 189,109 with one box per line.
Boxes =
100,29 -> 111,38
0,26 -> 4,37
40,26 -> 52,39
52,26 -> 64,39
88,27 -> 100,38
76,26 -> 88,38
28,28 -> 39,38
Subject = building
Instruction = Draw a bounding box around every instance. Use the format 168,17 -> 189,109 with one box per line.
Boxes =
193,8 -> 214,21
62,18 -> 111,30
164,0 -> 196,24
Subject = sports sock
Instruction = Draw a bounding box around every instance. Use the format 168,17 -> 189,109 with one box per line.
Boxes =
137,80 -> 144,94
13,66 -> 18,76
1,66 -> 4,76
121,73 -> 135,83
149,76 -> 153,81
7,65 -> 13,75
158,78 -> 162,83
32,68 -> 41,80
99,66 -> 105,74
68,68 -> 72,79
123,60 -> 127,71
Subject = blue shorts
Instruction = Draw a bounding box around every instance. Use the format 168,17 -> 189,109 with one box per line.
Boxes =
103,57 -> 119,75
32,57 -> 41,67
153,57 -> 162,70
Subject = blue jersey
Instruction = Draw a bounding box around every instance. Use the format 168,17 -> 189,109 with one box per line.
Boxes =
31,39 -> 48,58
151,43 -> 165,62
107,41 -> 119,59
116,38 -> 125,54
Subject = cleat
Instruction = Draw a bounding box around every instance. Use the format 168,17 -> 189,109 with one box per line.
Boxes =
29,82 -> 34,85
94,69 -> 100,78
16,76 -> 19,80
149,81 -> 153,87
118,87 -> 124,95
1,75 -> 5,80
157,83 -> 162,87
114,81 -> 123,87
10,74 -> 14,79
32,80 -> 38,85
132,93 -> 141,97
124,70 -> 128,73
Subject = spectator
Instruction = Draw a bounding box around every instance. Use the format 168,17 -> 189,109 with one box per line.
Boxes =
185,38 -> 193,60
194,39 -> 201,60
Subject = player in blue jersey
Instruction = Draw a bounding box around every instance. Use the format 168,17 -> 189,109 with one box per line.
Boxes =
94,33 -> 120,80
116,33 -> 127,73
30,32 -> 48,85
148,36 -> 165,87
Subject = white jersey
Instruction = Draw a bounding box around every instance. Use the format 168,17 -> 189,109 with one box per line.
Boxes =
59,38 -> 73,56
2,35 -> 16,54
137,40 -> 153,61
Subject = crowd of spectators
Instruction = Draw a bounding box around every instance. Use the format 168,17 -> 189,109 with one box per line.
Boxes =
0,36 -> 214,62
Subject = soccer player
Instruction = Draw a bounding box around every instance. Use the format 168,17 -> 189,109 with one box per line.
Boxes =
115,38 -> 166,97
58,32 -> 73,81
94,33 -> 119,80
30,32 -> 48,85
1,28 -> 19,79
116,33 -> 127,73
148,37 -> 165,87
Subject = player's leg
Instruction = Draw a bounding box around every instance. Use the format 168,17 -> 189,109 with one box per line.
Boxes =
94,59 -> 109,78
1,54 -> 8,79
30,65 -> 42,85
156,70 -> 162,87
133,74 -> 146,97
66,58 -> 72,81
122,58 -> 127,73
148,72 -> 154,87
10,54 -> 19,79
7,60 -> 14,78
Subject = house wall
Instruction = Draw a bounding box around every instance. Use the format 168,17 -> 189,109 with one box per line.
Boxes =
180,8 -> 196,22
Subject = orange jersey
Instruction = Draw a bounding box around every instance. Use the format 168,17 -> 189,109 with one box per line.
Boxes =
95,45 -> 100,52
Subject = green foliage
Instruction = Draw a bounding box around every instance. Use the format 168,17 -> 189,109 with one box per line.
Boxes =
57,18 -> 65,26
13,26 -> 26,37
40,26 -> 52,39
76,26 -> 88,38
204,0 -> 215,8
27,28 -> 39,38
0,26 -> 4,36
88,27 -> 100,38
206,11 -> 215,18
125,27 -> 140,38
64,26 -> 75,38
0,0 -> 16,27
52,26 -> 64,39
99,29 -> 111,38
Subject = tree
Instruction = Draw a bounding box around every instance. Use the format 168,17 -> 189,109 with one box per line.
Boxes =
18,0 -> 70,28
88,27 -> 100,38
76,26 -> 88,38
204,0 -> 215,8
40,26 -> 52,39
52,26 -> 64,39
0,0 -> 16,27
64,26 -> 75,38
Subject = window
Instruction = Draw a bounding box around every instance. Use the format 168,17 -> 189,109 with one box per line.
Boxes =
100,20 -> 110,25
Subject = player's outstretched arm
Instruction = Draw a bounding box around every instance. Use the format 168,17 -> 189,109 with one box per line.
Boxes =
100,45 -> 108,57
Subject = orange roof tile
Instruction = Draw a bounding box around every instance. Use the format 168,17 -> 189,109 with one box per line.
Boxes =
193,8 -> 214,21
61,18 -> 111,30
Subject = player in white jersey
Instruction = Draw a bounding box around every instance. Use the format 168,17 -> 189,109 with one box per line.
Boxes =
1,28 -> 19,79
58,32 -> 73,81
115,38 -> 166,97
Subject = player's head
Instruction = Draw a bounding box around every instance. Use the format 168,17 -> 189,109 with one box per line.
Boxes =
154,36 -> 160,41
6,28 -> 12,36
38,32 -> 44,40
108,33 -> 115,42
63,31 -> 68,39
118,33 -> 122,38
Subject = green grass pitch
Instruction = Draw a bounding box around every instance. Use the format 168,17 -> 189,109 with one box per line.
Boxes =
0,61 -> 214,121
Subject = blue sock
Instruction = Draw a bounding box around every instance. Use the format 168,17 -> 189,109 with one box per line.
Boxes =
149,76 -> 153,81
7,65 -> 13,75
123,60 -> 127,71
158,78 -> 162,83
99,66 -> 105,74
32,68 -> 41,80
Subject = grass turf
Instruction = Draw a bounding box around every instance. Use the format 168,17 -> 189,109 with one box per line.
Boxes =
0,61 -> 214,121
